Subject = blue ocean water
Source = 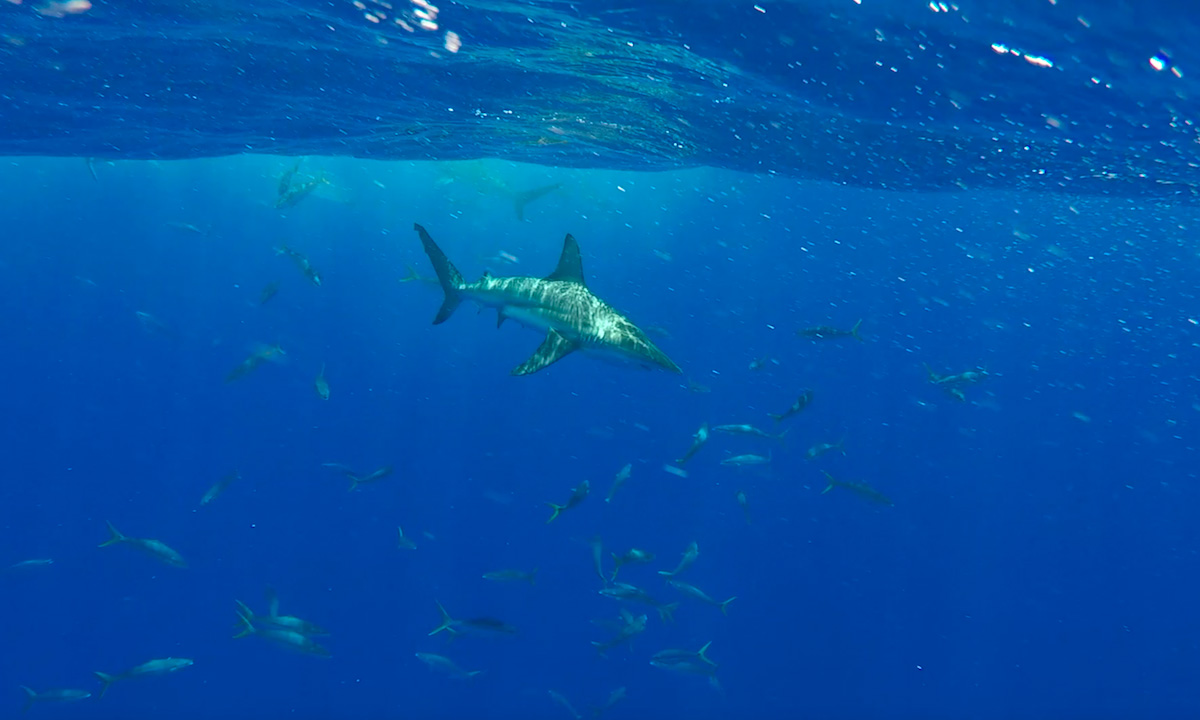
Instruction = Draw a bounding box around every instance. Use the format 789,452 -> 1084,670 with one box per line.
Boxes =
4,1 -> 1200,719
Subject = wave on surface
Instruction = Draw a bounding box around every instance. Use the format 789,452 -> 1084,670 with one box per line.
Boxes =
3,0 -> 1199,202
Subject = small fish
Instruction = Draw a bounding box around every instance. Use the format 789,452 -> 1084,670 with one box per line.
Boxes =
610,548 -> 655,582
275,173 -> 330,209
720,453 -> 771,467
598,582 -> 678,622
200,471 -> 240,506
259,281 -> 280,305
821,470 -> 894,506
590,609 -> 646,656
676,423 -> 709,465
736,490 -> 751,525
19,686 -> 91,712
415,652 -> 482,680
275,244 -> 322,286
165,221 -> 207,236
748,355 -> 775,371
650,641 -> 719,688
797,319 -> 863,342
398,264 -> 437,285
685,378 -> 711,394
482,569 -> 537,585
7,558 -> 53,570
98,522 -> 187,568
225,344 -> 286,383
657,541 -> 699,579
768,389 -> 814,423
93,657 -> 193,698
346,465 -> 393,492
925,363 -> 988,401
546,480 -> 589,524
257,587 -> 330,635
591,686 -> 627,717
605,463 -> 632,503
924,363 -> 988,387
428,600 -> 517,637
397,525 -> 418,550
314,363 -> 330,400
548,689 -> 582,719
234,609 -> 331,657
805,440 -> 846,460
711,424 -> 787,442
134,311 -> 174,338
587,535 -> 606,585
666,577 -> 736,615
277,160 -> 302,196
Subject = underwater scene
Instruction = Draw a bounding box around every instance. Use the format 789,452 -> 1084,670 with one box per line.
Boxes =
3,1 -> 1200,719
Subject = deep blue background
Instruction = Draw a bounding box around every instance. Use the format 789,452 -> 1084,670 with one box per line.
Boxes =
2,156 -> 1199,718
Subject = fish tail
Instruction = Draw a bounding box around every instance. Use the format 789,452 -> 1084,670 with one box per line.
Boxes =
820,471 -> 838,495
697,641 -> 713,662
527,568 -> 538,586
98,521 -> 125,548
658,602 -> 679,623
20,686 -> 36,713
347,475 -> 361,492
718,597 -> 737,616
590,641 -> 608,658
399,264 -> 419,283
767,413 -> 783,423
93,672 -> 116,699
232,607 -> 256,639
851,318 -> 864,342
465,670 -> 484,680
429,600 -> 455,636
512,182 -> 561,222
413,223 -> 464,325
544,502 -> 564,524
233,599 -> 255,623
775,427 -> 790,445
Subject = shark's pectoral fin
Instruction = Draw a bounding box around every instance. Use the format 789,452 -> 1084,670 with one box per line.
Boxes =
497,310 -> 507,328
512,330 -> 577,376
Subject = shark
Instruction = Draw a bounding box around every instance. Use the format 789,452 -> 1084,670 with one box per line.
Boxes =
414,223 -> 681,376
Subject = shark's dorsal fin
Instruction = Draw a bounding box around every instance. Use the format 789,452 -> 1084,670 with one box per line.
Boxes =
512,330 -> 578,376
545,234 -> 586,286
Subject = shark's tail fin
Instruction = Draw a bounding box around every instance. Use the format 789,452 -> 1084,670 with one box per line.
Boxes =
512,182 -> 562,222
93,672 -> 116,699
545,502 -> 566,524
20,686 -> 36,713
429,600 -> 457,636
98,521 -> 125,548
413,224 -> 464,324
851,318 -> 864,342
233,607 -> 257,639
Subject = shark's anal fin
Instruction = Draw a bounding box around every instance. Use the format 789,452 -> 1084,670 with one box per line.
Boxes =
512,330 -> 578,376
544,234 -> 586,286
